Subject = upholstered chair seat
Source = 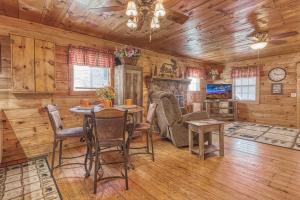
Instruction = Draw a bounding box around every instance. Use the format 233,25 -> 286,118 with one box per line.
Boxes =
57,127 -> 84,139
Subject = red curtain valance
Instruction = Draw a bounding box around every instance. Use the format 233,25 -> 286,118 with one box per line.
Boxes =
186,67 -> 205,78
231,66 -> 260,78
69,47 -> 114,68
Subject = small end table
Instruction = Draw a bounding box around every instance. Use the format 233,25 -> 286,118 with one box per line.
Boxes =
187,119 -> 225,160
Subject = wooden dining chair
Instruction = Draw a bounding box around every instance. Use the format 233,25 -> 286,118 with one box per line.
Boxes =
130,103 -> 157,161
91,107 -> 129,193
46,104 -> 85,175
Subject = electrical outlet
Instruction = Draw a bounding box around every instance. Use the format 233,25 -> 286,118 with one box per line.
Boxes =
291,93 -> 297,97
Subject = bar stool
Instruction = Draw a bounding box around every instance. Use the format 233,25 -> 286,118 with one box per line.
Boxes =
46,104 -> 85,175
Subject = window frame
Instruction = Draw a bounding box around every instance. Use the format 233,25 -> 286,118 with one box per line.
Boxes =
188,76 -> 201,92
233,76 -> 260,104
69,64 -> 112,96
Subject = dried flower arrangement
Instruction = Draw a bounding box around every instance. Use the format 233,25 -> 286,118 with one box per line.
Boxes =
114,47 -> 141,58
96,86 -> 116,100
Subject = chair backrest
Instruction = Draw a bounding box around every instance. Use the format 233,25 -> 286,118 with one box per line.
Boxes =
92,108 -> 128,143
146,103 -> 157,124
46,104 -> 63,134
160,94 -> 182,125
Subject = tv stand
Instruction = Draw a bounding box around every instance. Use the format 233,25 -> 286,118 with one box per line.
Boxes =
204,99 -> 238,121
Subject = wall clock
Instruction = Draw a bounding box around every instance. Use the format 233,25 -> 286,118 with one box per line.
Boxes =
268,67 -> 286,82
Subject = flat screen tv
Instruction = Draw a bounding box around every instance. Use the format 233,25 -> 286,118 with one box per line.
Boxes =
206,84 -> 232,99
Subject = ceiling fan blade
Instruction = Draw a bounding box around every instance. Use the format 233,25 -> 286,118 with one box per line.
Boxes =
166,10 -> 189,24
114,0 -> 126,5
270,31 -> 299,40
247,11 -> 269,35
89,6 -> 125,12
269,40 -> 288,45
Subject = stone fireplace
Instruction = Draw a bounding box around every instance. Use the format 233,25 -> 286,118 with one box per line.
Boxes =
149,77 -> 191,108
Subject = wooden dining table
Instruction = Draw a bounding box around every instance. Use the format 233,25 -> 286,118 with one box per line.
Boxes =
69,105 -> 144,176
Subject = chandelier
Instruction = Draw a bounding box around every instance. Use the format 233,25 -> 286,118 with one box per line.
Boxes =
125,0 -> 166,31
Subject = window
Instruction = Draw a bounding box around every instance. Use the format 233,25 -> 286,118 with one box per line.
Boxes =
188,77 -> 200,92
233,77 -> 257,101
73,65 -> 110,91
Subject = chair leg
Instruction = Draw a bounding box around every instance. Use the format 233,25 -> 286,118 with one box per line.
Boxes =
124,142 -> 129,190
59,140 -> 63,166
146,130 -> 150,153
93,145 -> 100,194
149,129 -> 154,162
51,140 -> 57,175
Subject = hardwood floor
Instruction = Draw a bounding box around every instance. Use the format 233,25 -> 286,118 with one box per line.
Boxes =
46,135 -> 300,199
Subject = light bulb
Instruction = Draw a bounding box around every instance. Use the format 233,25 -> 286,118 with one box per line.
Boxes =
250,42 -> 268,50
151,17 -> 160,30
126,1 -> 137,17
154,1 -> 166,17
127,18 -> 137,29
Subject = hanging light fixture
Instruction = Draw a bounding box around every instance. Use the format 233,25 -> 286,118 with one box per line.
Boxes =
127,18 -> 137,29
151,16 -> 160,30
125,0 -> 166,41
250,41 -> 268,50
126,1 -> 138,17
154,0 -> 166,17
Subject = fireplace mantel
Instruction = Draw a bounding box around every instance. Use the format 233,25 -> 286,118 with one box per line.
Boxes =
151,76 -> 191,83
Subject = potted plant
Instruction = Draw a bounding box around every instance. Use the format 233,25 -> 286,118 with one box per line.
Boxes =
114,47 -> 141,66
96,86 -> 116,108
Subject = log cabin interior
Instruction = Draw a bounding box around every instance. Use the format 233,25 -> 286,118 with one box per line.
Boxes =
0,0 -> 300,199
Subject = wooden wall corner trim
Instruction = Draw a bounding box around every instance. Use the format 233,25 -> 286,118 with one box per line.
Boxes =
296,62 -> 300,128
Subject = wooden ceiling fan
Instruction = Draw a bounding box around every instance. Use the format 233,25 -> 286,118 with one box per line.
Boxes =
89,0 -> 189,30
248,31 -> 299,47
247,10 -> 299,48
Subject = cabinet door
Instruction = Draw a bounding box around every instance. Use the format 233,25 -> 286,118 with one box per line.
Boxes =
125,66 -> 143,106
35,39 -> 55,93
125,66 -> 143,122
11,35 -> 35,92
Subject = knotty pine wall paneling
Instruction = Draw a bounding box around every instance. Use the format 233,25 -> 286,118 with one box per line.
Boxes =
217,53 -> 299,127
0,17 -> 211,163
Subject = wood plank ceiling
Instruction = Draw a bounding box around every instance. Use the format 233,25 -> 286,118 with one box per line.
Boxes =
0,0 -> 300,62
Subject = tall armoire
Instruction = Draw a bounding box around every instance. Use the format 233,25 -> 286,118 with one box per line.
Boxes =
114,65 -> 143,121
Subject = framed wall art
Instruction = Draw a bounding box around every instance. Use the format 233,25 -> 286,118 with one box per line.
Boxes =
271,83 -> 283,95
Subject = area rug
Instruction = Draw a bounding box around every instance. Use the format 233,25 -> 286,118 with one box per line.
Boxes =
224,122 -> 300,150
0,157 -> 62,200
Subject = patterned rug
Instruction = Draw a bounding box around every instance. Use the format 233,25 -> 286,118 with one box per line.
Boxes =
225,122 -> 300,150
0,157 -> 61,200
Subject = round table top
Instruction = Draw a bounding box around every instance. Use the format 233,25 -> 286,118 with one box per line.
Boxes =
69,105 -> 144,115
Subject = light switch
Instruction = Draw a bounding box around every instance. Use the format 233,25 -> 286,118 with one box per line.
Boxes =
291,93 -> 297,97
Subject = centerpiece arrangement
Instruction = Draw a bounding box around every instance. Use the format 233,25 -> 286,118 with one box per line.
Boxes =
114,47 -> 141,66
96,86 -> 116,108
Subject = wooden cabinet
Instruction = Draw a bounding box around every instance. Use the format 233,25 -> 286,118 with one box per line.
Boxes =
11,35 -> 35,92
11,35 -> 55,93
35,40 -> 55,93
114,65 -> 143,122
114,65 -> 143,106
